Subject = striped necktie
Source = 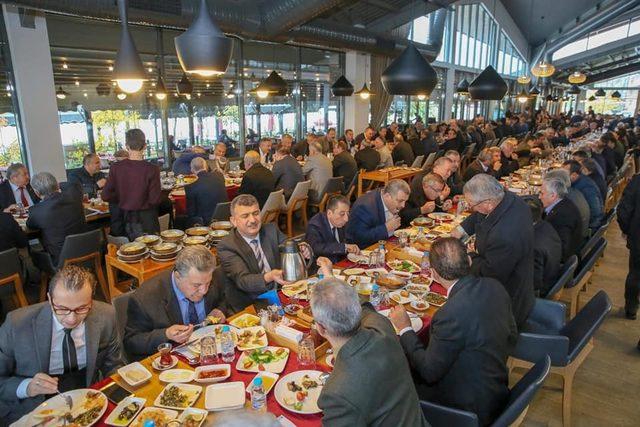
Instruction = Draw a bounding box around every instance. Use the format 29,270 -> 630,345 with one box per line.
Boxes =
250,239 -> 270,273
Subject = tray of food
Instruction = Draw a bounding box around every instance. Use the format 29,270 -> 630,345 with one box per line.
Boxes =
236,326 -> 268,351
236,346 -> 290,373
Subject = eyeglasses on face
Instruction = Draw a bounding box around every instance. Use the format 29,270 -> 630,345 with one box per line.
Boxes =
49,294 -> 92,316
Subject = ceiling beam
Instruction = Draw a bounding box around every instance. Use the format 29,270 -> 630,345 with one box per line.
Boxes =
583,61 -> 640,85
363,0 -> 396,12
366,0 -> 449,33
554,33 -> 640,69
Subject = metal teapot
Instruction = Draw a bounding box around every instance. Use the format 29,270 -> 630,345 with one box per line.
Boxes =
280,239 -> 314,282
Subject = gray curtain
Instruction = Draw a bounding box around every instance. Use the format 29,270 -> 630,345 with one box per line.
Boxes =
370,23 -> 412,129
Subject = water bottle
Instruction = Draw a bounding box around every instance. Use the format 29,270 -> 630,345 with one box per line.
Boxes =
421,251 -> 430,275
143,420 -> 155,427
251,377 -> 267,412
220,326 -> 235,363
370,283 -> 381,308
376,241 -> 386,269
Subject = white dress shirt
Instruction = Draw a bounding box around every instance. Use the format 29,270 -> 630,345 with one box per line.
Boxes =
241,233 -> 272,272
9,181 -> 33,207
381,194 -> 395,237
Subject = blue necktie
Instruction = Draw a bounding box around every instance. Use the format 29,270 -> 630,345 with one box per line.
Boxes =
187,300 -> 199,325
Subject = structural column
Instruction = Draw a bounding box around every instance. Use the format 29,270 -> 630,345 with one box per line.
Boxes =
3,5 -> 66,180
443,67 -> 455,120
344,51 -> 370,133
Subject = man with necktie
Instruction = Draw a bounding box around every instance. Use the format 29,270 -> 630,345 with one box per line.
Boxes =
217,194 -> 312,312
124,245 -> 228,360
0,265 -> 124,423
306,195 -> 360,263
0,162 -> 40,212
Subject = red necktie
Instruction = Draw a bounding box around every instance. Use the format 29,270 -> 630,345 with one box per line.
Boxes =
19,187 -> 29,207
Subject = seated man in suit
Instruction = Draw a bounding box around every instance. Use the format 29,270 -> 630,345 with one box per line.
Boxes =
354,141 -> 380,172
26,173 -> 87,266
217,194 -> 311,312
0,162 -> 40,212
124,246 -> 227,359
524,196 -> 562,297
463,147 -> 500,182
390,238 -> 517,425
306,195 -> 360,263
540,172 -> 584,262
332,140 -> 358,190
563,160 -> 603,232
444,150 -> 464,196
373,136 -> 393,168
498,139 -> 520,178
312,278 -> 428,427
207,143 -> 230,173
302,140 -> 333,204
391,133 -> 415,166
0,266 -> 124,423
238,150 -> 275,209
185,157 -> 228,226
172,146 -> 207,175
346,179 -> 410,248
67,153 -> 107,198
258,137 -> 273,166
401,173 -> 453,226
272,144 -> 304,200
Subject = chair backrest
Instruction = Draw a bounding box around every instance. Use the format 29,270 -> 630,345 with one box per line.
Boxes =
212,201 -> 232,221
422,152 -> 437,170
570,238 -> 607,288
286,180 -> 311,210
602,207 -> 616,229
158,213 -> 170,232
560,290 -> 611,360
490,356 -> 551,427
112,291 -> 133,362
543,255 -> 578,299
463,143 -> 476,158
323,176 -> 345,195
411,155 -> 424,168
420,400 -> 479,427
57,228 -> 103,269
106,234 -> 130,248
0,248 -> 25,303
344,171 -> 359,200
261,189 -> 285,222
579,225 -> 606,261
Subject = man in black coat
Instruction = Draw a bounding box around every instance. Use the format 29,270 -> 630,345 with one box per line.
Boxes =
67,153 -> 107,198
391,135 -> 415,166
0,211 -> 27,252
331,140 -> 358,190
463,148 -> 499,182
354,144 -> 380,172
524,196 -> 562,297
390,238 -> 517,426
540,174 -> 584,262
272,144 -> 304,200
238,150 -> 275,209
618,174 -> 640,320
184,157 -> 228,226
455,174 -> 534,328
305,195 -> 360,263
400,173 -> 452,226
0,163 -> 39,212
498,139 -> 520,177
419,129 -> 439,157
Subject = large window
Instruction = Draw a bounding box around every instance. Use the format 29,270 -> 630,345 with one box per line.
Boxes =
453,3 -> 499,70
585,73 -> 640,116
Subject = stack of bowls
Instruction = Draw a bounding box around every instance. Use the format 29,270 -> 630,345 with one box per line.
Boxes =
134,234 -> 161,248
117,242 -> 148,263
149,242 -> 181,262
160,229 -> 185,243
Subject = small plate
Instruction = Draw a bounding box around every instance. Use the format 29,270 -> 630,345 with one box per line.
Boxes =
104,397 -> 146,426
425,292 -> 448,307
343,267 -> 365,275
363,268 -> 388,277
158,369 -> 195,383
118,362 -> 152,387
236,346 -> 290,373
428,212 -> 455,221
245,371 -> 280,395
130,407 -> 178,427
152,355 -> 178,371
345,275 -> 371,286
274,370 -> 324,415
378,309 -> 423,334
154,383 -> 202,410
229,313 -> 261,329
236,326 -> 268,351
205,382 -> 246,411
389,290 -> 417,305
410,300 -> 430,312
176,408 -> 208,427
405,283 -> 431,294
194,364 -> 231,384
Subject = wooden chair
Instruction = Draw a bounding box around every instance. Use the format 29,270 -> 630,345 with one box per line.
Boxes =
344,172 -> 359,202
280,181 -> 311,237
158,213 -> 170,231
422,152 -> 437,170
411,155 -> 425,168
0,248 -> 28,309
261,189 -> 285,225
309,177 -> 344,213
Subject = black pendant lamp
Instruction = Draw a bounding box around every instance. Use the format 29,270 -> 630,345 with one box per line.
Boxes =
56,86 -> 69,100
595,88 -> 606,97
456,79 -> 470,96
545,94 -> 553,102
381,43 -> 438,98
331,75 -> 354,96
253,71 -> 287,98
468,65 -> 508,100
567,84 -> 581,95
175,0 -> 233,77
113,0 -> 145,93
611,90 -> 622,99
529,86 -> 540,96
155,75 -> 167,101
177,73 -> 194,97
354,83 -> 374,99
588,95 -> 596,101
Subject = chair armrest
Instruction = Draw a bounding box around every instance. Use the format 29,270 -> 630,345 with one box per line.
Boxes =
524,298 -> 566,334
512,333 -> 569,366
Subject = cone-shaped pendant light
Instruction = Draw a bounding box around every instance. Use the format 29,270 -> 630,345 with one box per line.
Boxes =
175,0 -> 233,77
113,0 -> 145,93
253,71 -> 288,98
517,75 -> 531,84
354,83 -> 374,99
595,88 -> 606,97
177,73 -> 194,96
516,89 -> 529,103
568,71 -> 586,84
456,79 -> 469,95
331,75 -> 354,96
155,75 -> 167,100
567,85 -> 581,95
468,66 -> 508,100
381,43 -> 438,97
529,86 -> 540,96
56,86 -> 69,100
588,95 -> 596,101
611,90 -> 622,99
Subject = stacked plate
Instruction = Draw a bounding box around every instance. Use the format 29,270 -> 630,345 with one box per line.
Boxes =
210,221 -> 233,231
185,227 -> 211,237
161,229 -> 185,243
135,234 -> 161,247
150,242 -> 181,262
208,229 -> 229,244
183,235 -> 209,247
117,242 -> 149,263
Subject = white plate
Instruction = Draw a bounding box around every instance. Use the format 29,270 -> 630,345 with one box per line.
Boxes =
346,250 -> 371,265
153,383 -> 202,410
342,267 -> 365,275
205,382 -> 246,411
325,354 -> 335,368
389,290 -> 418,305
118,362 -> 152,387
129,407 -> 178,427
364,268 -> 388,277
378,309 -> 423,334
387,259 -> 420,274
405,283 -> 431,294
236,326 -> 269,351
194,364 -> 231,383
229,313 -> 261,329
425,292 -> 448,307
281,278 -> 317,298
274,370 -> 324,415
189,324 -> 239,353
245,371 -> 280,395
345,275 -> 371,286
428,212 -> 455,221
151,355 -> 178,370
394,228 -> 420,238
176,408 -> 208,427
410,300 -> 430,312
236,346 -> 290,373
158,369 -> 195,383
104,397 -> 146,426
27,389 -> 108,427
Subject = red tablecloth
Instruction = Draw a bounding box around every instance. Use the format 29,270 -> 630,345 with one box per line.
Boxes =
171,185 -> 239,216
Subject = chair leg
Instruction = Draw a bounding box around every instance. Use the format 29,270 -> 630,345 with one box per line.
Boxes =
94,256 -> 110,302
561,371 -> 573,427
302,203 -> 308,227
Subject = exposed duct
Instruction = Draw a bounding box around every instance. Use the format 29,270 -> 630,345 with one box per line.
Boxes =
583,61 -> 640,85
3,0 -> 450,59
260,0 -> 353,37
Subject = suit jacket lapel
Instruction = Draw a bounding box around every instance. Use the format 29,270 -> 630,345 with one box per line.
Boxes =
260,226 -> 279,270
84,311 -> 99,385
162,274 -> 183,325
375,190 -> 385,224
32,305 -> 53,374
233,229 -> 261,272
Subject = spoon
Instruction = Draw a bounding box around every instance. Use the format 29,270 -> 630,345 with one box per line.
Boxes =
318,372 -> 331,385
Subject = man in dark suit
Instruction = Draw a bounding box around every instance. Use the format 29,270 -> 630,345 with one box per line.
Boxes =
581,158 -> 608,202
238,150 -> 275,209
272,144 -> 304,200
391,134 -> 415,166
67,153 -> 107,198
540,173 -> 584,262
444,150 -> 464,196
390,238 -> 516,426
563,160 -> 603,232
217,194 -> 311,312
346,179 -> 410,248
617,174 -> 640,320
524,196 -> 562,297
454,174 -> 534,328
26,173 -> 87,266
0,211 -> 27,252
312,278 -> 428,427
0,163 -> 39,212
419,129 -> 439,158
0,266 -> 124,423
354,143 -> 380,172
124,246 -> 227,359
332,140 -> 358,190
184,157 -> 228,226
306,195 -> 360,263
440,127 -> 460,152
463,147 -> 499,182
401,173 -> 452,226
498,139 -> 520,178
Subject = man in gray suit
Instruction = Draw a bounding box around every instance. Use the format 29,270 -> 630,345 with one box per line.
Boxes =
124,246 -> 227,360
0,266 -> 124,423
302,140 -> 333,204
217,194 -> 311,312
311,277 -> 429,427
272,144 -> 304,200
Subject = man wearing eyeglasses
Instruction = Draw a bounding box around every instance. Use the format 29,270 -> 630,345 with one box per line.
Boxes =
401,173 -> 453,226
0,265 -> 124,423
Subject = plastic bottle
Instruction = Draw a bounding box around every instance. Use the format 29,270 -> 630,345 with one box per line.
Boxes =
370,283 -> 381,308
220,325 -> 235,363
251,377 -> 267,412
376,241 -> 386,269
143,420 -> 155,427
421,251 -> 430,275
